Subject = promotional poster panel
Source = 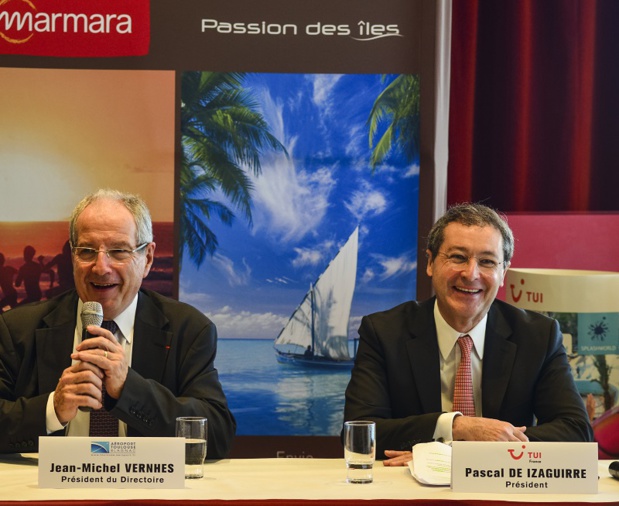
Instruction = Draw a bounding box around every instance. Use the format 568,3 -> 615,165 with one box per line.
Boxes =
505,269 -> 619,459
178,71 -> 419,438
0,0 -> 441,456
0,67 -> 175,303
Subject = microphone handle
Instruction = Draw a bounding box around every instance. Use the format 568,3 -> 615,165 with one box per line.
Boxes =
82,328 -> 97,340
77,329 -> 99,411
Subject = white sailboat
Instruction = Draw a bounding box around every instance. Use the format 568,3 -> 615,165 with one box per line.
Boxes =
274,227 -> 359,369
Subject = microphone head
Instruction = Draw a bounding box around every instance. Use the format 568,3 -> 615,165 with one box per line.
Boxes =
610,461 -> 619,480
81,301 -> 103,329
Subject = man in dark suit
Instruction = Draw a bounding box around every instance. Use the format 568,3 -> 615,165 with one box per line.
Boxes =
344,203 -> 592,465
0,189 -> 236,458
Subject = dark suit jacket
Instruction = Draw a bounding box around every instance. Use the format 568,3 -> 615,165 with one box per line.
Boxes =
344,298 -> 593,457
0,289 -> 236,458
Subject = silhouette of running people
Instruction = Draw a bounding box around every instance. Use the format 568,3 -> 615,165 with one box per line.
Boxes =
44,240 -> 75,298
1,241 -> 76,310
38,254 -> 55,288
0,253 -> 17,313
15,245 -> 44,305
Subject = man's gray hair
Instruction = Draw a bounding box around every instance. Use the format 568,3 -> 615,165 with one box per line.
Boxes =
69,188 -> 153,246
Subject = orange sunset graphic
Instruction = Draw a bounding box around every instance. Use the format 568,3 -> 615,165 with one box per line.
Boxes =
0,68 -> 176,307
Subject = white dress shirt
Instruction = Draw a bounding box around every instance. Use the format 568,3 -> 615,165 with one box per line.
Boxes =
45,295 -> 137,436
432,300 -> 486,442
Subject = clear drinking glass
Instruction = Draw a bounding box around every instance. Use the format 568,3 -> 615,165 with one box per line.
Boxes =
175,416 -> 208,479
344,420 -> 376,483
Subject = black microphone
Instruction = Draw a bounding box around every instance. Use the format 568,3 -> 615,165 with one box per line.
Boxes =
78,301 -> 103,412
610,461 -> 619,481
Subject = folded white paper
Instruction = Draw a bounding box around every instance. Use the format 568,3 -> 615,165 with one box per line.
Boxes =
408,441 -> 451,486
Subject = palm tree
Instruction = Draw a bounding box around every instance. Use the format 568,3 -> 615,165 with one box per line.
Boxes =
180,71 -> 287,268
367,74 -> 420,172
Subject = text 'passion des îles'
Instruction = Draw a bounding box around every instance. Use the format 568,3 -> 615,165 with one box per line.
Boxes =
201,18 -> 401,39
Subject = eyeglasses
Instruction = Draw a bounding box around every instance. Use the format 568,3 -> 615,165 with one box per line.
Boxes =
437,251 -> 506,272
72,243 -> 148,264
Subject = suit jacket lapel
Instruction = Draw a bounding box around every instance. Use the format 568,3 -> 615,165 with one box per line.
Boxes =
31,290 -> 173,393
36,292 -> 79,392
481,303 -> 517,417
131,291 -> 173,383
406,299 -> 442,413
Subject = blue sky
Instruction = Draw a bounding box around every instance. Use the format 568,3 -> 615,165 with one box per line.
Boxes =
179,73 -> 419,339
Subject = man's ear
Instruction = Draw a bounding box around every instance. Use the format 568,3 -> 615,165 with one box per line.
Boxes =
426,249 -> 434,277
142,242 -> 156,279
500,261 -> 510,287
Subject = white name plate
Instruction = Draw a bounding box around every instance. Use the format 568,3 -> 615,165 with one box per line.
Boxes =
451,441 -> 598,494
38,437 -> 185,489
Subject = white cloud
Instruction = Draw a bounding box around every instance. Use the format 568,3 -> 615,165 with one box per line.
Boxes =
240,86 -> 339,243
251,156 -> 337,242
291,238 -> 336,268
310,74 -> 344,111
351,161 -> 420,185
345,180 -> 388,221
374,253 -> 417,280
178,289 -> 212,309
349,315 -> 363,337
403,163 -> 420,178
266,276 -> 295,285
371,163 -> 399,175
291,247 -> 323,268
345,124 -> 365,159
211,253 -> 251,287
206,305 -> 289,339
361,267 -> 375,284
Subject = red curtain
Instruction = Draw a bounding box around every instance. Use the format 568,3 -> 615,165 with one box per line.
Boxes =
448,0 -> 619,212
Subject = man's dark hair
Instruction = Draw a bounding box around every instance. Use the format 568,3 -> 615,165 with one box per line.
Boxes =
426,203 -> 514,264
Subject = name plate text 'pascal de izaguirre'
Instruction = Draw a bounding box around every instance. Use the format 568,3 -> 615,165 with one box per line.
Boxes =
451,441 -> 598,494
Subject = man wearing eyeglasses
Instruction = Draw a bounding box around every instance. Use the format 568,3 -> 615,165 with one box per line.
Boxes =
0,189 -> 236,458
343,203 -> 593,465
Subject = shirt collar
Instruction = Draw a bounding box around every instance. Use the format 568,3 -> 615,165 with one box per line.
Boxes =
434,300 -> 487,360
77,294 -> 138,344
113,294 -> 138,344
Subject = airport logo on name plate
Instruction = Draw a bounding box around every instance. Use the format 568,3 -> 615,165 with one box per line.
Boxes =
38,437 -> 185,489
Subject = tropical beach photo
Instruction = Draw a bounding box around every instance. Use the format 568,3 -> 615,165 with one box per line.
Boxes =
178,71 -> 421,435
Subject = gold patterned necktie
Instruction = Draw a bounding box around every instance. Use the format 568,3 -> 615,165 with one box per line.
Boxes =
88,320 -> 119,437
452,334 -> 476,417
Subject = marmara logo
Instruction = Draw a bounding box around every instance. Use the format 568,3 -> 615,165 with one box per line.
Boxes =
0,0 -> 36,44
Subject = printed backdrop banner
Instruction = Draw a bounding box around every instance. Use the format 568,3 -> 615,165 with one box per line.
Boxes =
506,268 -> 619,459
0,0 -> 443,457
505,268 -> 619,313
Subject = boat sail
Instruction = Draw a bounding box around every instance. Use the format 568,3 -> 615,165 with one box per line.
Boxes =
274,227 -> 358,368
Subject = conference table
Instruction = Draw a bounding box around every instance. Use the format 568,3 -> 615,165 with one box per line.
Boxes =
1,454 -> 618,505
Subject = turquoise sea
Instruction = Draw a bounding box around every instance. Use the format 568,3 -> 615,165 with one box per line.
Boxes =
216,339 -> 354,436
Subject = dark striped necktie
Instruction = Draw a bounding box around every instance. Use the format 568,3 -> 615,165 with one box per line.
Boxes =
88,320 -> 119,437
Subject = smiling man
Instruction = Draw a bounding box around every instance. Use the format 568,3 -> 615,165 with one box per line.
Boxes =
343,203 -> 592,465
0,189 -> 236,458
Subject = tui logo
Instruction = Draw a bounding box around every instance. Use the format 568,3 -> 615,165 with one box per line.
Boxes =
507,445 -> 526,460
